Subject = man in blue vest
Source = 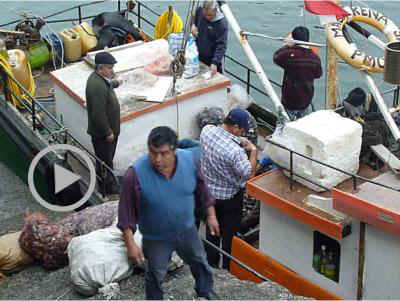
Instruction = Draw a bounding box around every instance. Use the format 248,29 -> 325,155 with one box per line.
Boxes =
118,126 -> 220,300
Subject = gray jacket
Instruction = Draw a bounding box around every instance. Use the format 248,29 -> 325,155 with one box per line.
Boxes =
85,72 -> 120,138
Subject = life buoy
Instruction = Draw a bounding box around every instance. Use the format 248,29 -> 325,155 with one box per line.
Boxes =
326,6 -> 400,73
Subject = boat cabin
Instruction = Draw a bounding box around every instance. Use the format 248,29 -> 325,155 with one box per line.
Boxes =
50,39 -> 231,175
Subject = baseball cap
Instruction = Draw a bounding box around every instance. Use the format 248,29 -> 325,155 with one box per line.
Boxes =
344,87 -> 366,107
227,108 -> 250,133
95,52 -> 117,65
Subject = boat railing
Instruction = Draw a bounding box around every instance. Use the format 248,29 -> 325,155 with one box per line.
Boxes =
0,65 -> 118,198
1,0 -> 399,113
0,1 -> 119,27
131,1 -> 400,114
264,136 -> 400,193
130,1 -> 279,100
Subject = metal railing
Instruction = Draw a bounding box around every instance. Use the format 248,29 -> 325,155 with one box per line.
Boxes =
0,66 -> 118,198
264,136 -> 400,193
1,0 -> 400,283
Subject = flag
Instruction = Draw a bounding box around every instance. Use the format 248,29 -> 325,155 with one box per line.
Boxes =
304,0 -> 350,17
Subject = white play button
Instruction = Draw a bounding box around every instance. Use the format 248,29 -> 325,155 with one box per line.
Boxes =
54,163 -> 82,194
28,144 -> 96,212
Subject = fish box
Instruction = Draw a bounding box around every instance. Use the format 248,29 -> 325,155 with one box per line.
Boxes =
264,110 -> 362,191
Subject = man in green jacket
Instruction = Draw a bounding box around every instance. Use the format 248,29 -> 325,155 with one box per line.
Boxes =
86,52 -> 120,200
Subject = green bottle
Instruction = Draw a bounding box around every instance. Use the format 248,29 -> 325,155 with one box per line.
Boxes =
320,245 -> 327,275
312,253 -> 321,272
325,252 -> 336,280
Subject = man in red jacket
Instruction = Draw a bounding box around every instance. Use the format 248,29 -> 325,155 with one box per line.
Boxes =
273,26 -> 323,121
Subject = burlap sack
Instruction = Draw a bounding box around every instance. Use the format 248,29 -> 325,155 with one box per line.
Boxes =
19,211 -> 72,270
0,231 -> 33,274
57,202 -> 118,236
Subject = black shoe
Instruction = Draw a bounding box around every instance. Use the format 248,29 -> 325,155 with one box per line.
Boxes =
198,291 -> 220,300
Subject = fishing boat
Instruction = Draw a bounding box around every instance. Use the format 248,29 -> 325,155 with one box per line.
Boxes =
1,0 -> 400,299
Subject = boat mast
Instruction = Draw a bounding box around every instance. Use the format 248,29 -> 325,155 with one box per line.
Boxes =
218,1 -> 291,122
325,42 -> 339,109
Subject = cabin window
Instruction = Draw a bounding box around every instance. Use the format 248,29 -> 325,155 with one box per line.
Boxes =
312,231 -> 340,283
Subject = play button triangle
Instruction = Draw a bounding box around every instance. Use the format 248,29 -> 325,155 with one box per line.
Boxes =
54,163 -> 81,194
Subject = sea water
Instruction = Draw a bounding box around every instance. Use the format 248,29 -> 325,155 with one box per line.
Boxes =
0,1 -> 398,111
0,0 -> 398,173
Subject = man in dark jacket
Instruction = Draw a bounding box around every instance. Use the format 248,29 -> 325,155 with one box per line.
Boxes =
192,0 -> 228,76
86,52 -> 120,200
273,26 -> 322,120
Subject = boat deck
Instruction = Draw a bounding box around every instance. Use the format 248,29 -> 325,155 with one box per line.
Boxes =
247,163 -> 385,240
333,170 -> 400,235
50,53 -> 230,123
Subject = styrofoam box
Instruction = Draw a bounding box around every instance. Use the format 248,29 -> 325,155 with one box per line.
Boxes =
264,110 -> 362,191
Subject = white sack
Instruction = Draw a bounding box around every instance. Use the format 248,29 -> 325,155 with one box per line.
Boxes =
68,226 -> 184,296
227,84 -> 253,110
67,226 -> 136,296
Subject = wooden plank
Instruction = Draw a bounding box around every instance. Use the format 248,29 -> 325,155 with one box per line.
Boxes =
370,144 -> 400,174
230,237 -> 342,300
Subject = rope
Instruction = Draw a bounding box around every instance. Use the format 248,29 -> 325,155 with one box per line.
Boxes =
169,0 -> 200,137
27,13 -> 65,69
0,52 -> 35,108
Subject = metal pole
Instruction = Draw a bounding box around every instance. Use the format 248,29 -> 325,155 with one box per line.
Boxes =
137,2 -> 141,28
348,21 -> 386,50
78,6 -> 82,24
362,70 -> 400,141
241,31 -> 326,48
202,238 -> 269,282
32,98 -> 36,131
394,85 -> 400,108
289,150 -> 294,191
219,3 -> 290,122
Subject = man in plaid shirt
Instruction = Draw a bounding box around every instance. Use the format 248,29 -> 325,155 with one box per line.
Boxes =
199,108 -> 257,269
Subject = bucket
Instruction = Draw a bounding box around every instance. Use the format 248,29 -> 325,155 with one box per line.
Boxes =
7,49 -> 32,91
384,41 -> 400,85
60,29 -> 82,62
73,22 -> 97,54
28,41 -> 50,69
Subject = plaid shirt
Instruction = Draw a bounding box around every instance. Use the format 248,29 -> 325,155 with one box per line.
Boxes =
200,125 -> 252,200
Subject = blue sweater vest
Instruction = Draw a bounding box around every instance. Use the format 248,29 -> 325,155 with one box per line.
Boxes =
133,149 -> 196,240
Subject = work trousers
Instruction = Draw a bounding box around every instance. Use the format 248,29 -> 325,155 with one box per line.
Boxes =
91,135 -> 119,195
205,189 -> 243,270
142,226 -> 214,300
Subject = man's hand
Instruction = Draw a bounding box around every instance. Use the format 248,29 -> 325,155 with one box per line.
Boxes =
106,133 -> 114,142
283,32 -> 295,47
207,215 -> 220,236
191,24 -> 199,37
210,64 -> 218,76
240,137 -> 257,152
127,243 -> 146,266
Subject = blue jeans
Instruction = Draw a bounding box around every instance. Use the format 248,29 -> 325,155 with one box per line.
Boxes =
142,226 -> 214,300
